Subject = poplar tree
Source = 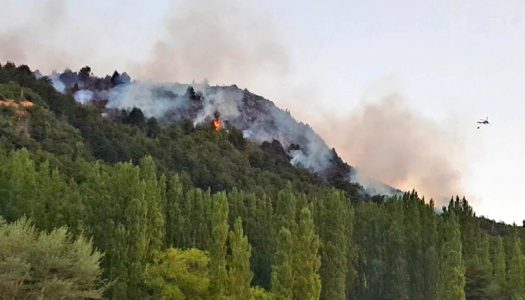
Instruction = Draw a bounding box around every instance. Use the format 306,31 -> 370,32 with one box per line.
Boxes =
403,193 -> 424,299
139,156 -> 165,258
385,202 -> 409,300
318,191 -> 349,300
422,199 -> 439,300
271,227 -> 294,300
293,207 -> 321,300
506,236 -> 525,299
438,214 -> 466,300
228,217 -> 254,299
209,192 -> 229,299
492,236 -> 506,291
165,174 -> 183,247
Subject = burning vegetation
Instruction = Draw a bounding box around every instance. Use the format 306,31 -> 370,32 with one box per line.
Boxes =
212,118 -> 222,132
45,66 -> 393,198
212,111 -> 222,132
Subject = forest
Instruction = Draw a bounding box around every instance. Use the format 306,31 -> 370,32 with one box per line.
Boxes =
0,62 -> 524,299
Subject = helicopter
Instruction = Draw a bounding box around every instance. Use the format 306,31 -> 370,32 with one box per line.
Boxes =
477,117 -> 490,129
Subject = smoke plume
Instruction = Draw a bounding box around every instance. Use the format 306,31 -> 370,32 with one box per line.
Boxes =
135,0 -> 289,86
0,0 -> 77,72
316,94 -> 465,204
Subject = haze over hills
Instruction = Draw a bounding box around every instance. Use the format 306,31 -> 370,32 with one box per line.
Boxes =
1,61 -> 525,299
1,0 -> 525,298
48,66 -> 399,198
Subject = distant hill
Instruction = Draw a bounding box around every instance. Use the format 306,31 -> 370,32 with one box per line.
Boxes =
1,61 -> 524,300
1,62 -> 371,199
47,65 -> 400,198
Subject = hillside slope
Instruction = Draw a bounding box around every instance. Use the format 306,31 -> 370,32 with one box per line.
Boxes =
1,62 -> 525,300
49,66 -> 398,197
1,62 -> 367,199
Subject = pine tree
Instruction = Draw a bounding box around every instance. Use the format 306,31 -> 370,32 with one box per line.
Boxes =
228,217 -> 254,299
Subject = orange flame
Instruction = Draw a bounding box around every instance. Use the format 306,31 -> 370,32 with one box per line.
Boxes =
213,119 -> 222,132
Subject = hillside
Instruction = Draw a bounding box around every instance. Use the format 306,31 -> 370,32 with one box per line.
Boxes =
2,63 -> 367,200
50,66 -> 398,198
1,61 -> 525,300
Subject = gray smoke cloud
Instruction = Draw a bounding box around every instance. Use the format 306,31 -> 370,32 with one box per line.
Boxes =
50,73 -> 66,93
193,87 -> 243,126
48,67 -> 335,177
73,90 -> 94,104
315,94 -> 465,204
134,0 -> 290,86
106,83 -> 189,118
0,0 -> 78,72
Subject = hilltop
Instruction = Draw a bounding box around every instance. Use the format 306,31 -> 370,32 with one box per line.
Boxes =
1,61 -> 524,300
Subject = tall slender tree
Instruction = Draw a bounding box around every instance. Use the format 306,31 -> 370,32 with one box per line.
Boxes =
293,207 -> 321,300
506,235 -> 525,299
272,227 -> 294,300
228,217 -> 254,299
438,214 -> 466,300
492,236 -> 506,292
209,192 -> 229,299
317,191 -> 350,300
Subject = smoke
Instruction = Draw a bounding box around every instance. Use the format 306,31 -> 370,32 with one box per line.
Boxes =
73,90 -> 94,104
106,83 -> 188,118
193,88 -> 243,125
135,0 -> 289,86
50,73 -> 66,93
0,0 -> 78,72
49,65 -> 335,177
317,94 -> 465,204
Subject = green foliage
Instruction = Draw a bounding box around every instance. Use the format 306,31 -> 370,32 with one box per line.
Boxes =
505,235 -> 525,299
0,82 -> 42,103
384,202 -> 409,300
438,214 -> 466,300
492,236 -> 506,294
0,217 -> 104,299
209,192 -> 229,299
271,227 -> 294,300
315,190 -> 351,300
293,207 -> 321,300
228,217 -> 254,299
146,248 -> 210,299
1,62 -> 525,299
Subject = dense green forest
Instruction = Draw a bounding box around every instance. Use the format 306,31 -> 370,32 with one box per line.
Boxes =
1,62 -> 524,299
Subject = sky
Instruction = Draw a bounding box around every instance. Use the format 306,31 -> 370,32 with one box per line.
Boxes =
1,0 -> 524,224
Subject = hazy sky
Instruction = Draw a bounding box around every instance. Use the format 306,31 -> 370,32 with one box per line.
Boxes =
1,0 -> 524,223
